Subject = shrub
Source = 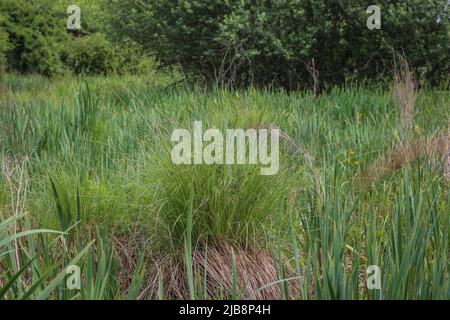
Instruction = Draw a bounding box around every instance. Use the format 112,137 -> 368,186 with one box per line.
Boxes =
0,0 -> 70,76
109,0 -> 450,89
62,33 -> 120,75
116,39 -> 155,75
0,0 -> 152,76
0,15 -> 9,78
62,34 -> 153,75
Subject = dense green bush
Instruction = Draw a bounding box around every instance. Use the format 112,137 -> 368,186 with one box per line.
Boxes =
0,0 -> 152,76
62,35 -> 153,75
0,14 -> 9,77
109,0 -> 450,89
0,0 -> 70,76
62,33 -> 120,75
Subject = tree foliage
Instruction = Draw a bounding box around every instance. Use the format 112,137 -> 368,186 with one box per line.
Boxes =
0,0 -> 69,76
109,0 -> 450,89
0,0 -> 150,76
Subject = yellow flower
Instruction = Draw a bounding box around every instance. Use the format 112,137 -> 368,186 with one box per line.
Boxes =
356,112 -> 362,121
414,125 -> 421,135
345,149 -> 359,166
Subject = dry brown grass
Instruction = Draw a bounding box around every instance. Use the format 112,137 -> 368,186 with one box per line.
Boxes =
393,55 -> 416,138
445,120 -> 450,182
1,156 -> 29,270
445,136 -> 450,181
355,133 -> 450,188
146,242 -> 301,300
355,55 -> 450,188
111,228 -> 149,292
